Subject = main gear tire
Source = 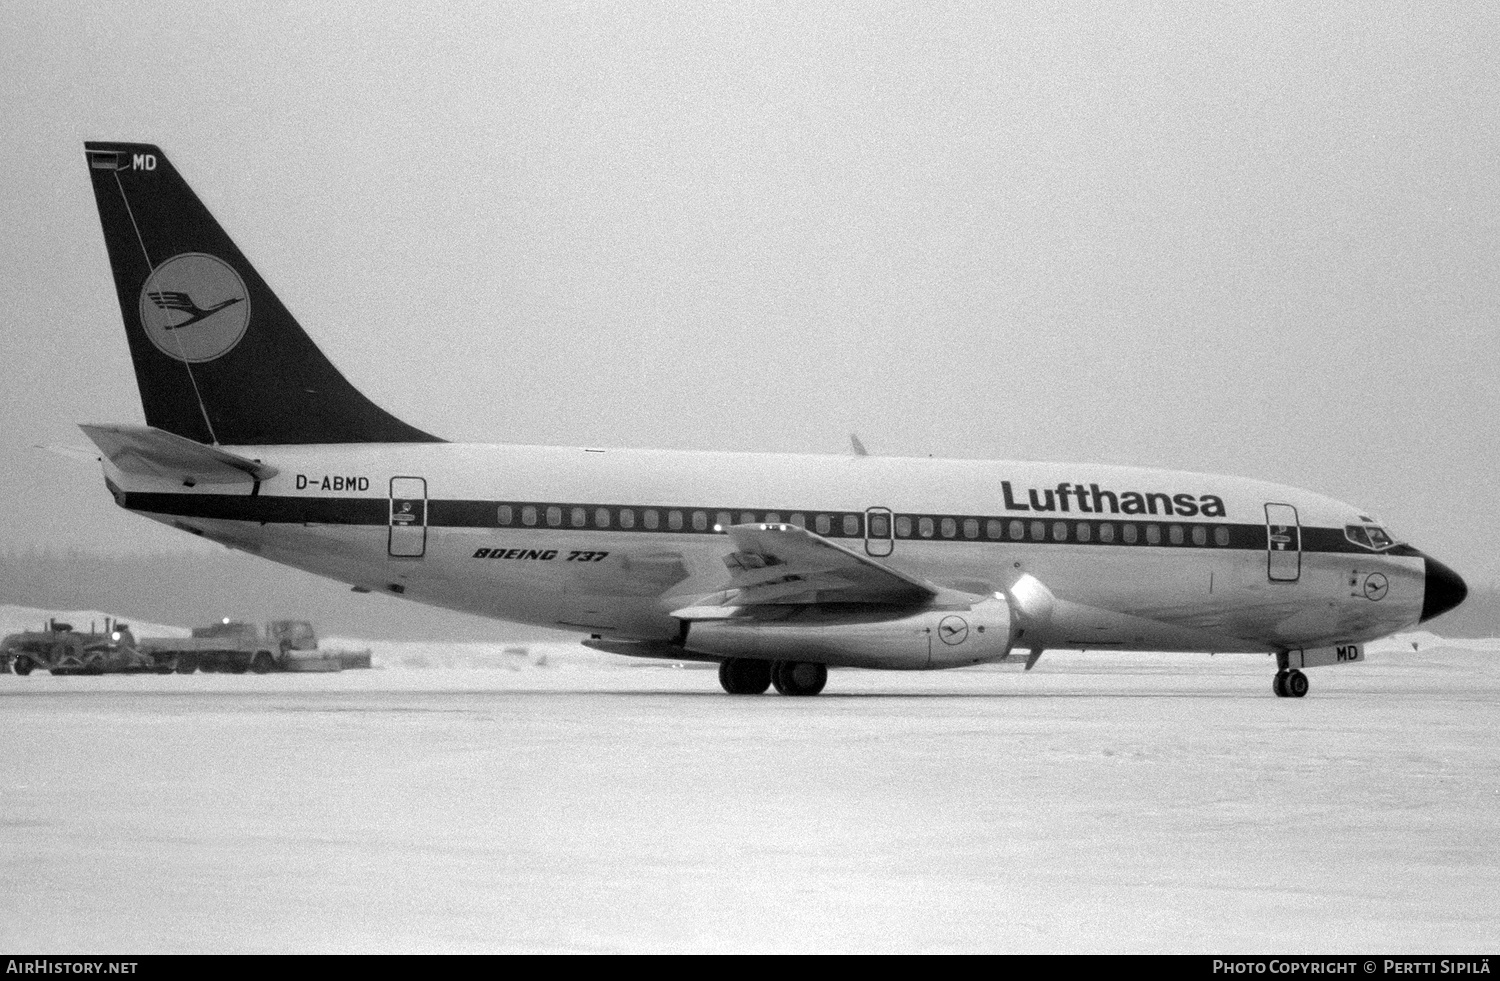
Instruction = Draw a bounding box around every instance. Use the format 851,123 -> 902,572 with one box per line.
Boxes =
718,658 -> 771,695
771,660 -> 828,696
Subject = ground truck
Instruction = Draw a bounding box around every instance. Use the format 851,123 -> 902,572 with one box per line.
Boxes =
138,620 -> 344,674
1,619 -> 172,675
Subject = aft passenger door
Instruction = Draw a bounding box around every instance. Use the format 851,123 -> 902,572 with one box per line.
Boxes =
389,476 -> 427,558
1265,502 -> 1300,582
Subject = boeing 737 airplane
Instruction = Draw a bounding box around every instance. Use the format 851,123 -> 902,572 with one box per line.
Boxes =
79,142 -> 1467,697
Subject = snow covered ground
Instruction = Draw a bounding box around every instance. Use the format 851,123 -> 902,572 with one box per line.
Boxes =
1,611 -> 1497,952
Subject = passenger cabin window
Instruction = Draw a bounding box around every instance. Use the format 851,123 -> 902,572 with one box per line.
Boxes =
869,513 -> 890,537
571,507 -> 587,527
668,510 -> 683,530
843,514 -> 860,536
547,506 -> 562,527
764,512 -> 781,525
522,506 -> 538,527
740,511 -> 756,525
940,518 -> 956,538
1146,524 -> 1162,545
716,511 -> 732,531
987,519 -> 1003,540
1191,526 -> 1207,546
1169,525 -> 1184,545
692,511 -> 708,531
643,509 -> 659,530
919,517 -> 935,538
790,513 -> 806,528
1052,521 -> 1067,542
1076,522 -> 1091,542
896,516 -> 912,538
964,518 -> 979,539
497,505 -> 513,525
1099,523 -> 1115,543
1214,526 -> 1229,547
1030,521 -> 1046,541
815,514 -> 831,535
620,509 -> 636,529
595,508 -> 611,528
1009,520 -> 1024,540
1122,524 -> 1138,544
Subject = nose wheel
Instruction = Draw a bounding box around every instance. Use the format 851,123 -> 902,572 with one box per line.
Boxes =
1273,669 -> 1309,698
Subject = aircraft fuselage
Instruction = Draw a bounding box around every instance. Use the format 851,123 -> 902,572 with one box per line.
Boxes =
108,441 -> 1430,660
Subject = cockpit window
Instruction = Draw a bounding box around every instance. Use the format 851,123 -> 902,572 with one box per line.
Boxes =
1345,524 -> 1395,550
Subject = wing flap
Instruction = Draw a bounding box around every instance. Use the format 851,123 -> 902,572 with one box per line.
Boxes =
79,423 -> 279,486
672,523 -> 937,617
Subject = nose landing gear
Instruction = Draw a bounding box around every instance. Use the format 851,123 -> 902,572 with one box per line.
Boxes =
1273,668 -> 1309,698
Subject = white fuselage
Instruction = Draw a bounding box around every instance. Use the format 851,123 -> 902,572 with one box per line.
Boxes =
105,442 -> 1426,662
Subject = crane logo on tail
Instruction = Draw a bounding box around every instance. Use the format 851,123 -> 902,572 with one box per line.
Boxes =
137,253 -> 250,363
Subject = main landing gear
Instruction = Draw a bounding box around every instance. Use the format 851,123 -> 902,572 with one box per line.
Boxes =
717,657 -> 827,696
1273,668 -> 1309,698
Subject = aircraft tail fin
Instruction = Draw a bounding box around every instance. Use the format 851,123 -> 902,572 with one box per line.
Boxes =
83,142 -> 440,445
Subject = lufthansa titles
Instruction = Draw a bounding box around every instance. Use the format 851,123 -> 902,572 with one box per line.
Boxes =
1002,481 -> 1226,518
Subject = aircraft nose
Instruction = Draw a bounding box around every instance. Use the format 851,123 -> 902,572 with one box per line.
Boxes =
1420,555 -> 1468,623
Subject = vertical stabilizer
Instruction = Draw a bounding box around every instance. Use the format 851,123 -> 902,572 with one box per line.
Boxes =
84,142 -> 440,445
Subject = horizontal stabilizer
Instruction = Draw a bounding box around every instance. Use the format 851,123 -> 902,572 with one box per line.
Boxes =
34,442 -> 103,464
79,423 -> 279,486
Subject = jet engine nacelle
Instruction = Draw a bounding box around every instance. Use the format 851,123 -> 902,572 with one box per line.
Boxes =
683,597 -> 1014,670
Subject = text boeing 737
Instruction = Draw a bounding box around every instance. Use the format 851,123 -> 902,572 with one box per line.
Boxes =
79,142 -> 1468,697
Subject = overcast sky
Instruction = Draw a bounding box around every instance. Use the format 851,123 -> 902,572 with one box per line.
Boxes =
1,1 -> 1496,585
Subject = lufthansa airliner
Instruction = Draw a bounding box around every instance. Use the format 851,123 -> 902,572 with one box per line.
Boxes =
78,143 -> 1467,696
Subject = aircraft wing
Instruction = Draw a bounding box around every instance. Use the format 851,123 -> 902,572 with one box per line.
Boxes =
671,522 -> 938,618
79,423 -> 279,486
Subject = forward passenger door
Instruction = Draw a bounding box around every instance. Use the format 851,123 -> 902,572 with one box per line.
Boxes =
1265,503 -> 1300,582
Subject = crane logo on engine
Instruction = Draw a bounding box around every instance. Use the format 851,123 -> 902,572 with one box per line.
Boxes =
938,615 -> 969,646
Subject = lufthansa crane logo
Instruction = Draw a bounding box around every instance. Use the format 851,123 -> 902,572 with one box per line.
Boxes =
1364,573 -> 1389,602
138,253 -> 250,363
938,615 -> 969,646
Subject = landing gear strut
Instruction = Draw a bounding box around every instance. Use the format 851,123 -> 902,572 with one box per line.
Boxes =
717,658 -> 771,695
1273,668 -> 1308,698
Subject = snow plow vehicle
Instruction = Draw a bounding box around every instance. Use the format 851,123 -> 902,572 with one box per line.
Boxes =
2,619 -> 174,676
138,619 -> 343,674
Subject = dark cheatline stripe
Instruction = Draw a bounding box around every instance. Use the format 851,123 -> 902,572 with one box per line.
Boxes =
118,491 -> 1419,558
123,491 -> 386,525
